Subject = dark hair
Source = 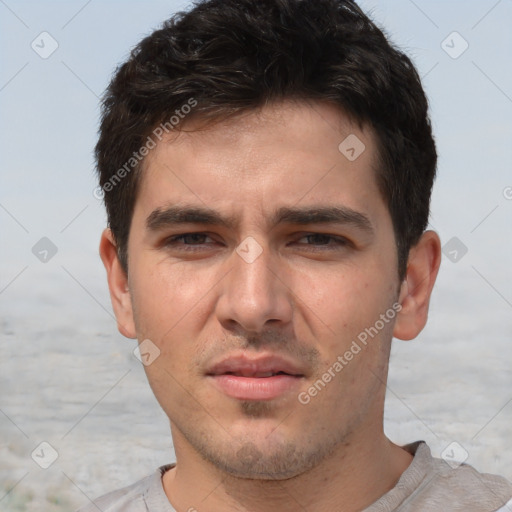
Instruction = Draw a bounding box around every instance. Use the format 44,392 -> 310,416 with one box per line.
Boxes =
96,0 -> 436,280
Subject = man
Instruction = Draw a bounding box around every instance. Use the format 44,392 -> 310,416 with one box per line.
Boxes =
79,0 -> 512,510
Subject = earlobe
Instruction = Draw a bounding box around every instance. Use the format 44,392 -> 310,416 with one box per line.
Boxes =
393,230 -> 441,341
99,228 -> 137,339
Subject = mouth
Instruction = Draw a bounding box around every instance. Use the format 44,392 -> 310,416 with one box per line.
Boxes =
206,354 -> 305,401
220,370 -> 301,378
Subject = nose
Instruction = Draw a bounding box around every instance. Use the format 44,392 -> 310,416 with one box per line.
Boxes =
215,238 -> 294,335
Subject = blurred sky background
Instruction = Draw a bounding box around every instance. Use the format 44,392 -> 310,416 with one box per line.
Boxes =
1,1 -> 512,510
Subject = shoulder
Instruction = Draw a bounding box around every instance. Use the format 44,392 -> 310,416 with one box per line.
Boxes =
410,442 -> 512,511
430,449 -> 512,499
75,475 -> 151,512
75,465 -> 174,512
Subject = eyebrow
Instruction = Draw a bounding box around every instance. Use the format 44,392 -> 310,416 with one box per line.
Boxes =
146,204 -> 374,235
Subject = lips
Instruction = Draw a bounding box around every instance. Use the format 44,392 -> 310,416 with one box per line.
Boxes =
207,354 -> 305,378
223,370 -> 292,377
206,354 -> 305,401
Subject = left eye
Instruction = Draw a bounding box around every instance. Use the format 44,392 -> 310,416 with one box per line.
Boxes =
168,233 -> 211,244
294,234 -> 348,247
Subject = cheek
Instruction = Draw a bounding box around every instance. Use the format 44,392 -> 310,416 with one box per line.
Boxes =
130,260 -> 207,341
299,264 -> 390,325
295,262 -> 398,370
131,265 -> 208,404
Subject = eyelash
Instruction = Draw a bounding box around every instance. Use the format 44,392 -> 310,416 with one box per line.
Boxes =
163,232 -> 349,251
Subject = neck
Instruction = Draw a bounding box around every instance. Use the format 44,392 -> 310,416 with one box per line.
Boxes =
163,425 -> 413,512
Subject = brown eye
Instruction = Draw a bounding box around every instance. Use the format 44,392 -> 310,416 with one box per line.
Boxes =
163,232 -> 216,251
295,234 -> 349,248
170,233 -> 210,245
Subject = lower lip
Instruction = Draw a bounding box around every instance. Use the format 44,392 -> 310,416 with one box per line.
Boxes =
209,374 -> 302,400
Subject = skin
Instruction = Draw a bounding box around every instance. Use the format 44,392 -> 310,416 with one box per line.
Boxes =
100,99 -> 441,512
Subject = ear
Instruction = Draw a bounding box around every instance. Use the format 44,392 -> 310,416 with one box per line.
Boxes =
393,230 -> 441,341
99,228 -> 137,339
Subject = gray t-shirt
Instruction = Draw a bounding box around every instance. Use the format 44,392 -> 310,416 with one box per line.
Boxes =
76,441 -> 512,511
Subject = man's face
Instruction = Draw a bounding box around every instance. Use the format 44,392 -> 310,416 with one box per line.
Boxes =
123,100 -> 402,478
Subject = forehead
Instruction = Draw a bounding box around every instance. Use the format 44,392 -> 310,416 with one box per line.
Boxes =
135,100 -> 385,227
